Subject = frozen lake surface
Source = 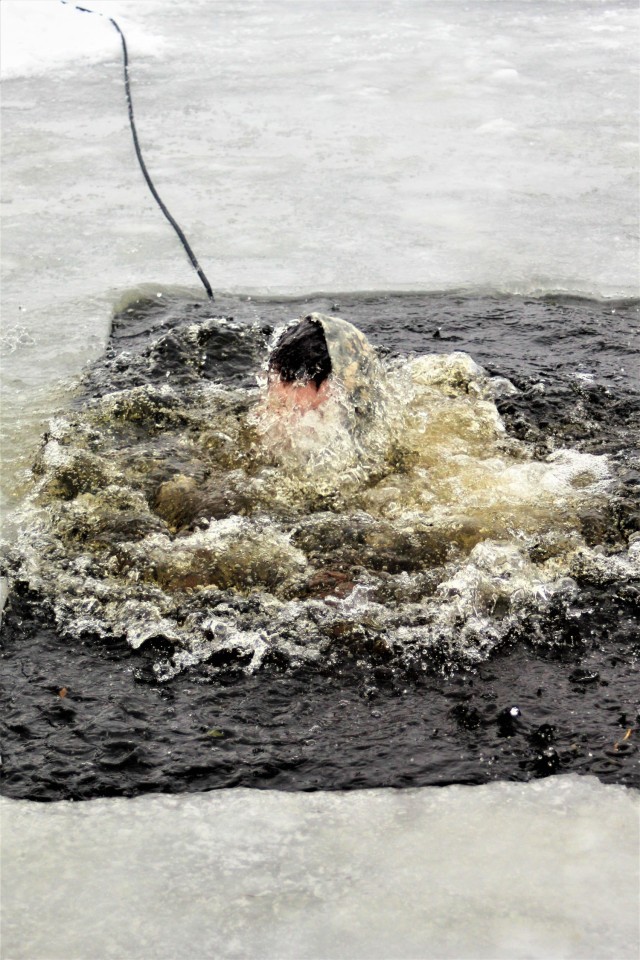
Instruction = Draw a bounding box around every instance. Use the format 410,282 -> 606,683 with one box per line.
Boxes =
1,1 -> 639,958
2,776 -> 639,960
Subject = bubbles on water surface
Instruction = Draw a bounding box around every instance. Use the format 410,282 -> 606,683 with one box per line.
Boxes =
3,304 -> 635,681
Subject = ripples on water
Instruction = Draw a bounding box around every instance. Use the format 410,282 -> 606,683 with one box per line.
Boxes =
1,292 -> 638,798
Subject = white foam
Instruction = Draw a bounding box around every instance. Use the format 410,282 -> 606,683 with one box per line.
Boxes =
2,776 -> 638,960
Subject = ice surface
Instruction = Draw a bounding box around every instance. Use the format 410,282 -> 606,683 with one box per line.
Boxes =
2,776 -> 638,960
2,0 -> 638,300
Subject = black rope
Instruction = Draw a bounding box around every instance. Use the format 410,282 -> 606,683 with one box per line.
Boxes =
63,2 -> 214,300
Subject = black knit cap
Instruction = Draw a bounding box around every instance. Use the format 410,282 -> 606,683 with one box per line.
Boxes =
268,316 -> 332,389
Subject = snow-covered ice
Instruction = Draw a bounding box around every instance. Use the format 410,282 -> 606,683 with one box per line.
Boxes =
2,776 -> 639,960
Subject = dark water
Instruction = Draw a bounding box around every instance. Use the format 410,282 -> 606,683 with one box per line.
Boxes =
1,292 -> 639,800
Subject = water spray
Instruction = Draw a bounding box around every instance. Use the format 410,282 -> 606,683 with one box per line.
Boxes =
61,1 -> 214,301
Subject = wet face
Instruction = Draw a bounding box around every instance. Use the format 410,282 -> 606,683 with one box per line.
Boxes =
266,316 -> 333,414
266,375 -> 332,416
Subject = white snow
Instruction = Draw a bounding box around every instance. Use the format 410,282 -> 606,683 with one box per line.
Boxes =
0,1 -> 164,79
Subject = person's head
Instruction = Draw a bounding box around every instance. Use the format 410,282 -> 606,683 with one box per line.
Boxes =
268,316 -> 331,388
266,312 -> 381,420
261,314 -> 385,484
266,315 -> 332,415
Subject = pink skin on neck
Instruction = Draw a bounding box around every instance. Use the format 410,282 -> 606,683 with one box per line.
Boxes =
266,377 -> 332,416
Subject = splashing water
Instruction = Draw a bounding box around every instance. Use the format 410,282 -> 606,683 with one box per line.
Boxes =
4,298 -> 633,687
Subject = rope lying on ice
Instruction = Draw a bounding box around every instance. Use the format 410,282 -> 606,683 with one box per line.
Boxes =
61,1 -> 215,300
